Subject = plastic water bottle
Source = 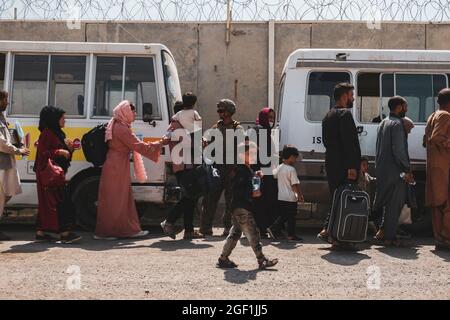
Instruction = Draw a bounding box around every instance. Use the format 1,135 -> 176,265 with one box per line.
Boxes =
252,175 -> 261,192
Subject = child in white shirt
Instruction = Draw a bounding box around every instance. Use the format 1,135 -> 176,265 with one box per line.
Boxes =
172,92 -> 202,133
267,145 -> 304,241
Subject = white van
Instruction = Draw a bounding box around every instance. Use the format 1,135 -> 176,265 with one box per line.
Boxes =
279,48 -> 449,205
0,40 -> 182,228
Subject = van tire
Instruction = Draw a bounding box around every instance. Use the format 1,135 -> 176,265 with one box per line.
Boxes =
72,175 -> 100,232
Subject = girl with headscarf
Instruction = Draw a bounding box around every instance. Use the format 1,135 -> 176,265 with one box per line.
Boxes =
94,100 -> 161,240
35,106 -> 81,243
250,107 -> 278,238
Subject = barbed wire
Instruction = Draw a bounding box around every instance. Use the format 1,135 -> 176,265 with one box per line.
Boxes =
0,0 -> 449,22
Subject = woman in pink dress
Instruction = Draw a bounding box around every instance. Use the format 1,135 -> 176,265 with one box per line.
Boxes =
94,100 -> 161,240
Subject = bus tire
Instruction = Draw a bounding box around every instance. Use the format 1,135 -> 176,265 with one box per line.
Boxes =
72,175 -> 100,232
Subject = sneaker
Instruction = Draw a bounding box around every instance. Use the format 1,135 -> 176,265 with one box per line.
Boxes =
183,230 -> 204,240
35,233 -> 59,242
160,220 -> 177,239
258,257 -> 278,270
93,235 -> 118,241
61,232 -> 82,244
0,231 -> 11,241
216,257 -> 238,269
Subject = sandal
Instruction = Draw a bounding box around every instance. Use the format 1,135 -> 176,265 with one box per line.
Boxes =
258,257 -> 278,270
216,257 -> 238,269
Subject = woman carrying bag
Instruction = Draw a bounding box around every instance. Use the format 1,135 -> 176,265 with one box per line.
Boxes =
34,106 -> 81,243
94,100 -> 161,240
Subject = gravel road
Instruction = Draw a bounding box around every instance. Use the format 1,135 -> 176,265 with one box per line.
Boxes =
0,227 -> 449,300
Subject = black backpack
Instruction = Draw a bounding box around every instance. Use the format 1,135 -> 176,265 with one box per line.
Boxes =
179,164 -> 222,199
82,123 -> 109,167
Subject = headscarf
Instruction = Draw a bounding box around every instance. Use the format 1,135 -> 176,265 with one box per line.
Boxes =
105,100 -> 148,183
256,107 -> 275,128
38,105 -> 67,143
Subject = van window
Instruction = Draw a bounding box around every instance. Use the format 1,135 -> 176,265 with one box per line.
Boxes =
306,71 -> 351,121
124,57 -> 160,120
162,51 -> 182,119
0,53 -> 5,90
10,55 -> 48,115
49,55 -> 87,116
357,73 -> 381,123
397,74 -> 446,123
380,73 -> 447,123
381,73 -> 394,121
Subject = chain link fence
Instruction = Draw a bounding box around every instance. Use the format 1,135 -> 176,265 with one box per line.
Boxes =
0,0 -> 449,22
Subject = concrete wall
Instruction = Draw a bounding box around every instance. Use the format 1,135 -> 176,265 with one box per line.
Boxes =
2,20 -> 450,126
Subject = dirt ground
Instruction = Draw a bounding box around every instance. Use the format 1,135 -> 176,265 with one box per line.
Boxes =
0,226 -> 449,300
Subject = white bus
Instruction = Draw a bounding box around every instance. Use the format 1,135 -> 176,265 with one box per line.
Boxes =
279,48 -> 449,210
0,40 -> 182,228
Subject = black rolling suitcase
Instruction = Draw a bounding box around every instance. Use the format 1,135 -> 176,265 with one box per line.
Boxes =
327,183 -> 370,243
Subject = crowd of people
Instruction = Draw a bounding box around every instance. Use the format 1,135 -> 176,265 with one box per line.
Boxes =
0,83 -> 448,269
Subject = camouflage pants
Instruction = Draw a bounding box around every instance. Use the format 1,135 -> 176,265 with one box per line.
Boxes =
221,208 -> 265,261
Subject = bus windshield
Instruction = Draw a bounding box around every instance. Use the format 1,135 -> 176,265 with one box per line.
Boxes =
162,51 -> 182,118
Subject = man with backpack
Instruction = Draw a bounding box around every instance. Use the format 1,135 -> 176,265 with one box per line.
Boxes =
200,99 -> 244,237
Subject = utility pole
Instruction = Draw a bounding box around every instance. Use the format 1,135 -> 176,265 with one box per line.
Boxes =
225,0 -> 232,45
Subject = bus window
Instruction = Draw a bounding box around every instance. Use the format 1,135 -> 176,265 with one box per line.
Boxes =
306,71 -> 351,122
0,53 -> 5,90
394,74 -> 446,123
357,73 -> 381,123
49,55 -> 87,116
11,55 -> 48,116
124,57 -> 160,120
93,56 -> 123,117
162,51 -> 182,119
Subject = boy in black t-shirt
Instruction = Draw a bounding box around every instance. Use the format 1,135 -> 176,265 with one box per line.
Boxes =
216,141 -> 278,270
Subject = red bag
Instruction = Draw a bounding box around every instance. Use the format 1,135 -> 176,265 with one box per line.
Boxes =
40,158 -> 65,188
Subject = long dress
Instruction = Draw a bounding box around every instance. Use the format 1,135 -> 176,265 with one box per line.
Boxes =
95,122 -> 160,238
0,116 -> 22,216
425,110 -> 450,241
35,129 -> 72,233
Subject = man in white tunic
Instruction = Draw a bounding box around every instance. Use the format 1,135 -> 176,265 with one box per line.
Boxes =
0,90 -> 29,240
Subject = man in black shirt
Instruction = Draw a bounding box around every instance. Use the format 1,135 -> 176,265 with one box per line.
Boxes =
317,83 -> 361,243
217,141 -> 278,270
